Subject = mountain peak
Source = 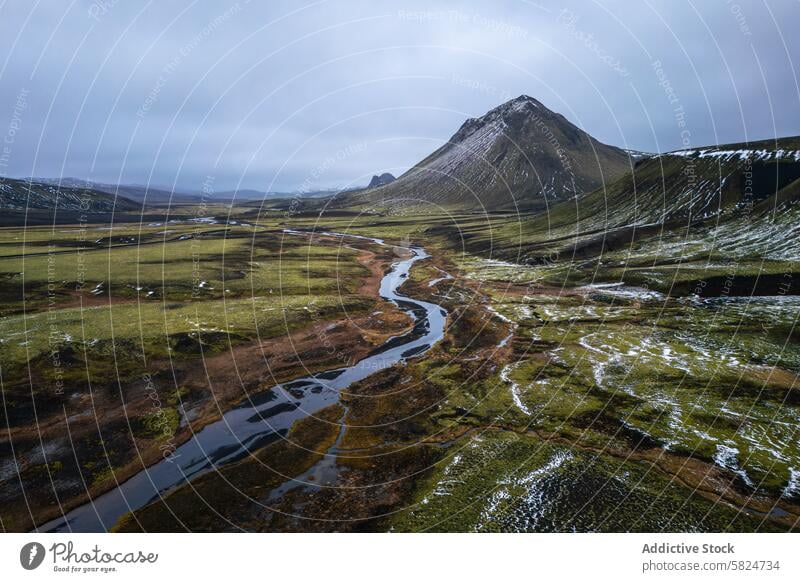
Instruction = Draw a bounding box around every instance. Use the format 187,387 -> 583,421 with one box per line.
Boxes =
506,94 -> 542,106
454,95 -> 550,143
367,173 -> 396,188
346,96 -> 631,211
491,94 -> 545,115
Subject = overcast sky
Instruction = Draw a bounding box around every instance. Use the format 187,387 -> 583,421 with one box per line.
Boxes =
0,0 -> 797,192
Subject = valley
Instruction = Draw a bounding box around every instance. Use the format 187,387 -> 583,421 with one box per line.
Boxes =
1,96 -> 799,533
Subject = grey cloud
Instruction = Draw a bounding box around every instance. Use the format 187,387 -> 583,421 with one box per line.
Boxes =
0,0 -> 797,192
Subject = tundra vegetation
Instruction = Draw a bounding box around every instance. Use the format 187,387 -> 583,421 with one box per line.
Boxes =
3,195 -> 795,532
2,125 -> 799,532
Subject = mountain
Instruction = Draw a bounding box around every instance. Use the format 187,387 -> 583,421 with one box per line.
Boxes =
550,136 -> 800,232
93,183 -> 202,204
0,177 -> 140,212
30,179 -> 342,204
32,178 -> 211,205
458,135 -> 800,287
420,134 -> 800,282
560,136 -> 800,295
506,137 -> 800,255
345,95 -> 632,210
213,189 -> 272,200
367,173 -> 396,188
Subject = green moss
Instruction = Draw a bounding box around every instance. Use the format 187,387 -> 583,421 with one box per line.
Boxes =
135,408 -> 179,442
391,432 -> 784,532
91,466 -> 116,486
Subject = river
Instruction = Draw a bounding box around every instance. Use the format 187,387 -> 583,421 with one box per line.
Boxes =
39,231 -> 446,532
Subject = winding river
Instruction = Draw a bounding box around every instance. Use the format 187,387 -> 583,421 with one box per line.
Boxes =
39,231 -> 446,532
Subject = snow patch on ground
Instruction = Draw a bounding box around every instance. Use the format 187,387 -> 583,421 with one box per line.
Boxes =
500,362 -> 532,415
713,443 -> 754,487
783,468 -> 800,499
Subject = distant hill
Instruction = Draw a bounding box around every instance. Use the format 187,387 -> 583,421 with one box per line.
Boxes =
27,178 -> 347,204
0,177 -> 140,212
30,178 -> 208,205
343,95 -> 633,211
90,182 -> 202,204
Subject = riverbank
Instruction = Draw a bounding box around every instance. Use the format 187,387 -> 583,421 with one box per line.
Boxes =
0,226 -> 411,532
39,231 -> 446,532
115,225 -> 800,532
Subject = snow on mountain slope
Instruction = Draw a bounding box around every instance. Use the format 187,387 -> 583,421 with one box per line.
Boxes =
345,95 -> 633,211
